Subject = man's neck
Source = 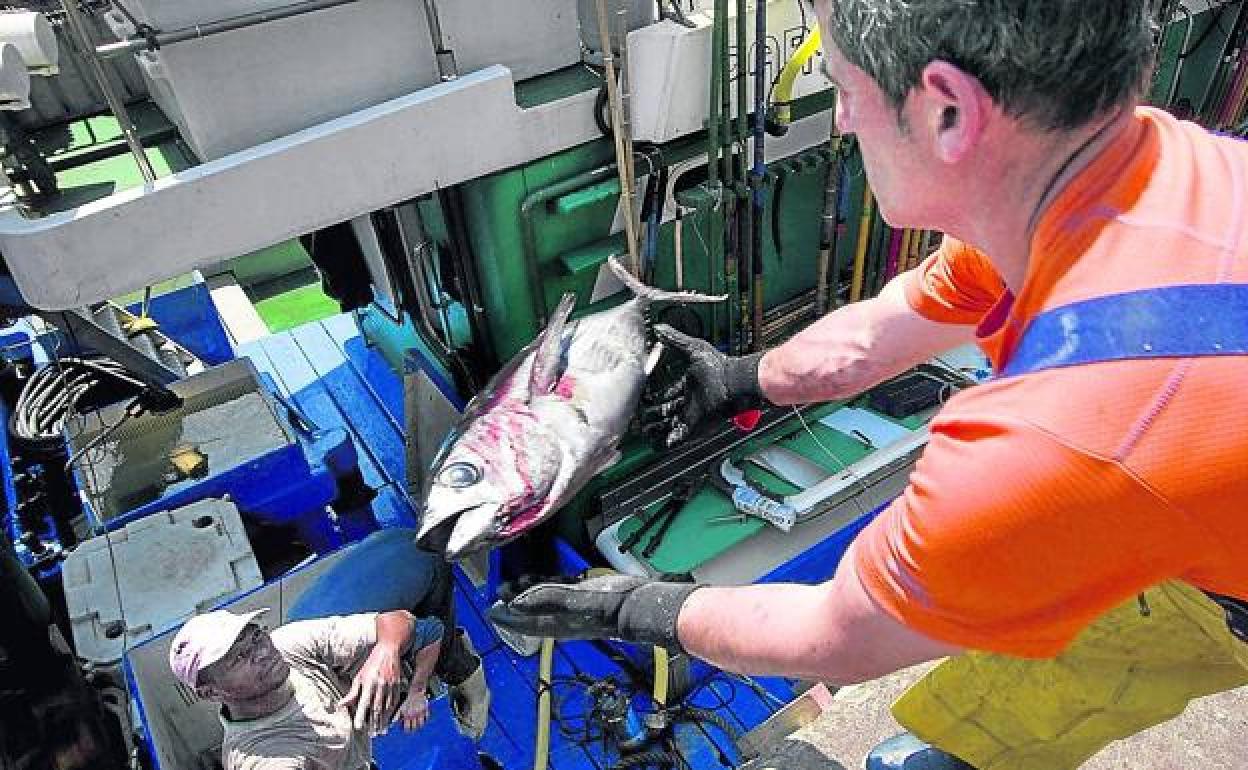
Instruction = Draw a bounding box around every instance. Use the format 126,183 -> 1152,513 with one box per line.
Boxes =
950,106 -> 1135,292
222,680 -> 296,722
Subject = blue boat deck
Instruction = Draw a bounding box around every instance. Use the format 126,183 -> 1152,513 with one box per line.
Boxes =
240,314 -> 789,770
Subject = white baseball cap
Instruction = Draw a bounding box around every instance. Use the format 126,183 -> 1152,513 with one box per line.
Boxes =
168,608 -> 269,689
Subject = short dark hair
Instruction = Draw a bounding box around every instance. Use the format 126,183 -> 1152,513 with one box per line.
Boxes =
820,0 -> 1156,130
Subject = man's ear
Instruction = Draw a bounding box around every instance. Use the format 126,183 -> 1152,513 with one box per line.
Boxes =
916,60 -> 991,164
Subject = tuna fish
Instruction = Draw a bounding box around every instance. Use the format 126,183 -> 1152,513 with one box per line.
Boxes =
415,258 -> 722,560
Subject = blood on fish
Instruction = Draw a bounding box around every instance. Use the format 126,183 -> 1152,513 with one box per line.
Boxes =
555,375 -> 577,399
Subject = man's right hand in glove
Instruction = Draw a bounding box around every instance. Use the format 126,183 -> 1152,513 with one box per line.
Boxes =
642,325 -> 770,447
487,575 -> 702,650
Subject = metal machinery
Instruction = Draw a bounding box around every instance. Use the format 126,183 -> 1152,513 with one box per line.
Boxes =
0,1 -> 1213,769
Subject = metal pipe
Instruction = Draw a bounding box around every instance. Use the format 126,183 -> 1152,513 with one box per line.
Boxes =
421,0 -> 458,81
61,0 -> 156,184
596,0 -> 642,276
96,0 -> 365,58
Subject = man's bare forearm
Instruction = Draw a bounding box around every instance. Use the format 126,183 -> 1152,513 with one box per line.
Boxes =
759,278 -> 974,405
674,550 -> 960,685
408,639 -> 440,692
376,610 -> 417,653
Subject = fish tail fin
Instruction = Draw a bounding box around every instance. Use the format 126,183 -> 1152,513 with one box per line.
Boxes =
606,256 -> 726,304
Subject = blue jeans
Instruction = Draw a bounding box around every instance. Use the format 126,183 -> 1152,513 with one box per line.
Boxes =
287,528 -> 476,684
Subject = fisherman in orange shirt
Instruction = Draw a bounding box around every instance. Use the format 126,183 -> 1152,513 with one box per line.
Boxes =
493,1 -> 1248,768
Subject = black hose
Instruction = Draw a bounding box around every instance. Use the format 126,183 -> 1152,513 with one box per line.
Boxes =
770,169 -> 787,258
595,82 -> 614,138
675,706 -> 741,742
10,358 -> 144,446
610,749 -> 678,769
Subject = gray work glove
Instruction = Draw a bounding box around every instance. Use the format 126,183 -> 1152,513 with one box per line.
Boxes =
487,575 -> 701,651
642,325 -> 768,448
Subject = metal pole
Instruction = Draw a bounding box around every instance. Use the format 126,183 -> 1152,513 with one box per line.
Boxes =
96,0 -> 365,58
421,0 -> 458,81
61,0 -> 156,184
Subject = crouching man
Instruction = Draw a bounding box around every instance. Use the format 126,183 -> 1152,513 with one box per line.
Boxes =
171,607 -> 442,770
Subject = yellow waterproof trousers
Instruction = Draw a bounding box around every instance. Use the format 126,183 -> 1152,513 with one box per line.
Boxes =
892,582 -> 1248,770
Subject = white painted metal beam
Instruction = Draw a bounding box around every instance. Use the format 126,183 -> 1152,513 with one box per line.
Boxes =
0,66 -> 600,310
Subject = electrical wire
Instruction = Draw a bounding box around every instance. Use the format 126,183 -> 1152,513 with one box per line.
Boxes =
790,405 -> 872,524
11,357 -> 144,443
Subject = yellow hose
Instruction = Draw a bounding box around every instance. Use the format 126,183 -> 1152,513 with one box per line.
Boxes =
850,185 -> 874,302
653,646 -> 670,707
534,637 -> 555,770
529,567 -> 672,768
773,28 -> 822,130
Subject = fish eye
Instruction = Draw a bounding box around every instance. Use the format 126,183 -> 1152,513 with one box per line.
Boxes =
440,462 -> 482,488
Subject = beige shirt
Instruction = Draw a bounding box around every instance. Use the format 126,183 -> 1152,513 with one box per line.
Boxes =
220,614 -> 378,770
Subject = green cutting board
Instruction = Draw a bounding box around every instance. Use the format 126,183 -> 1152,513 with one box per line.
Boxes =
616,404 -> 907,574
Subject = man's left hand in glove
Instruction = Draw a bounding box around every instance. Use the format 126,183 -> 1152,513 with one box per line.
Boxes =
487,575 -> 701,650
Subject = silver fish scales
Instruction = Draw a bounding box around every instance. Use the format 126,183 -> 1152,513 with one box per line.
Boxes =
415,257 -> 722,560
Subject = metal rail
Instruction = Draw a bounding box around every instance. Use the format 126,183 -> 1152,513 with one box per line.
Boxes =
61,0 -> 156,183
95,0 -> 364,58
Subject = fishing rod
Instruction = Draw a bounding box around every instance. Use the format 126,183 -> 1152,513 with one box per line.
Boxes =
594,0 -> 642,275
850,185 -> 873,302
749,0 -> 768,351
816,136 -> 844,316
735,0 -> 752,353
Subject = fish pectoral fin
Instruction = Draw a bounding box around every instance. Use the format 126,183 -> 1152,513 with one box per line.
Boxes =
527,292 -> 578,400
590,448 -> 622,475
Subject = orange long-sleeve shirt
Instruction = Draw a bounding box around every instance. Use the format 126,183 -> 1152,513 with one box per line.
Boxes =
854,107 -> 1248,658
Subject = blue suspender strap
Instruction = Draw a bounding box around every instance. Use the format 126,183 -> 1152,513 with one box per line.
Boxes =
998,282 -> 1248,640
999,283 -> 1248,378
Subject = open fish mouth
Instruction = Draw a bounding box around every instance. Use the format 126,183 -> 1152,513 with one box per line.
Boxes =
414,515 -> 458,555
415,501 -> 504,561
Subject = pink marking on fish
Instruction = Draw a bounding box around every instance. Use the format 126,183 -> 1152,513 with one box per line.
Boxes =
504,501 -> 550,537
554,375 -> 577,399
507,413 -> 535,501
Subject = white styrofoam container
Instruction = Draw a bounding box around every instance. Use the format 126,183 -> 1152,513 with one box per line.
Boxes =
628,1 -> 831,144
103,0 -> 581,160
63,498 -> 263,666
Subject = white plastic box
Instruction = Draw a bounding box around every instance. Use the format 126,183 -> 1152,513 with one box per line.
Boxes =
63,498 -> 263,666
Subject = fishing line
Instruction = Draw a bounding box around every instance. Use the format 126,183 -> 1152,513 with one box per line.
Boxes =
790,405 -> 872,524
